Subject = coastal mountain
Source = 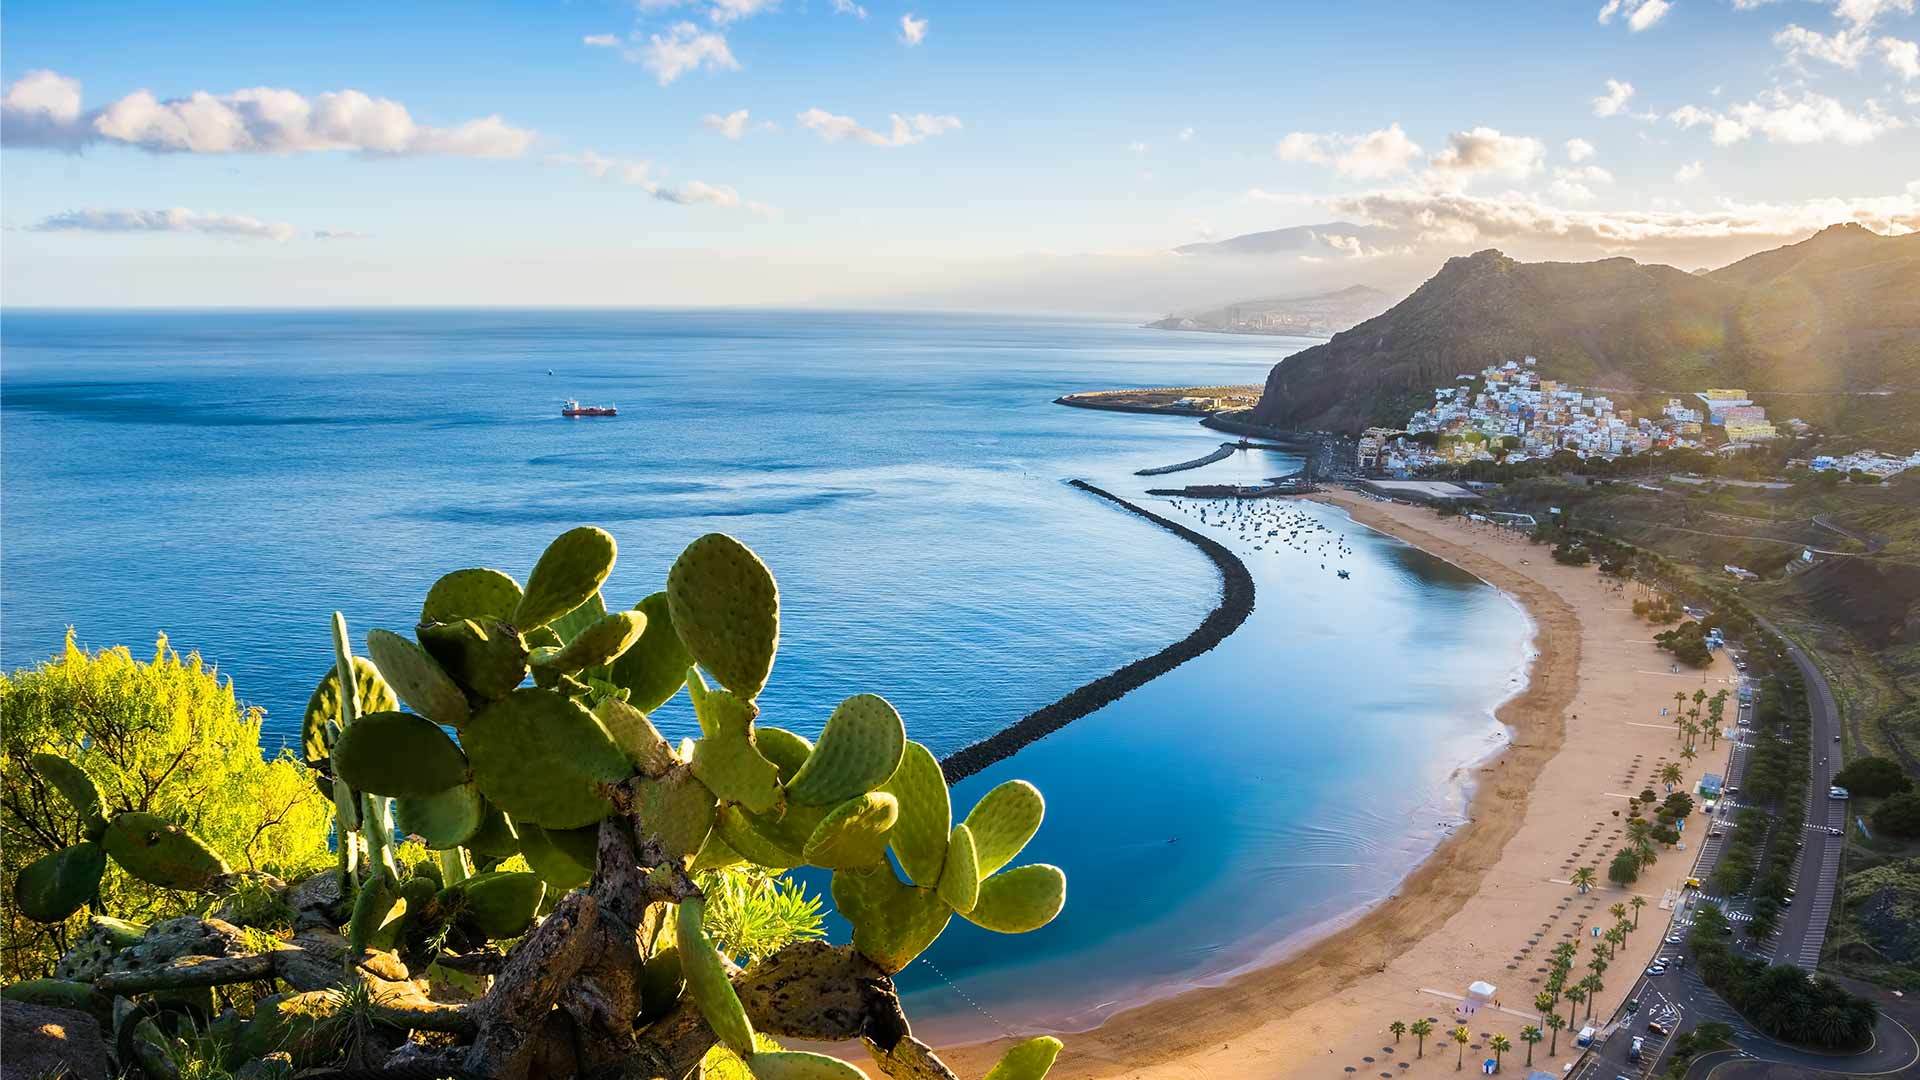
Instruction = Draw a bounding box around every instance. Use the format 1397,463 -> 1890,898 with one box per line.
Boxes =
1174,222 -> 1399,257
1145,284 -> 1398,338
1249,224 -> 1920,435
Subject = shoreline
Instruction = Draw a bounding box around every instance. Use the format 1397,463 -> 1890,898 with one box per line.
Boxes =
940,488 -> 1583,1078
939,480 -> 1255,783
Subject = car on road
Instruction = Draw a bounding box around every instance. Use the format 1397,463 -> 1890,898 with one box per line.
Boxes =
1830,785 -> 1851,799
1625,998 -> 1640,1014
1647,964 -> 1666,976
1709,828 -> 1724,838
1828,826 -> 1845,836
1665,934 -> 1683,944
1648,1020 -> 1670,1036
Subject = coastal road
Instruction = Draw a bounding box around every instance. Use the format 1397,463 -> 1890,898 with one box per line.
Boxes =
1752,618 -> 1843,972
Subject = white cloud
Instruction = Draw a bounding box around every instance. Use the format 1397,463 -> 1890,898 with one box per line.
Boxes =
1326,186 -> 1919,250
1178,126 -> 1195,141
1835,0 -> 1914,28
1549,164 -> 1614,204
796,108 -> 960,146
551,149 -> 771,214
1775,24 -> 1872,67
706,0 -> 778,25
1565,137 -> 1597,162
703,109 -> 752,139
1593,78 -> 1636,117
1675,160 -> 1706,182
1670,87 -> 1902,144
1429,126 -> 1546,180
1598,0 -> 1671,31
639,23 -> 739,85
832,0 -> 869,17
312,228 -> 370,240
1882,36 -> 1920,78
1274,123 -> 1423,180
1312,230 -> 1413,258
29,207 -> 299,242
900,13 -> 928,45
583,33 -> 621,47
0,72 -> 534,157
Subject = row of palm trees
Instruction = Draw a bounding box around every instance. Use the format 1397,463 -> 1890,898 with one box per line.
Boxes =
1669,687 -> 1731,757
1385,1020 -> 1516,1072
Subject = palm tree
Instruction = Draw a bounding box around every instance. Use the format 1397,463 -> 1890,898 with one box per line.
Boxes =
1581,974 -> 1603,1021
1681,745 -> 1698,764
1490,1034 -> 1512,1073
1661,762 -> 1683,791
1564,985 -> 1586,1031
1534,990 -> 1556,1033
1626,819 -> 1652,848
1390,1020 -> 1407,1044
1630,895 -> 1646,928
1411,1018 -> 1433,1059
1545,1013 -> 1566,1056
1571,866 -> 1596,893
1520,1026 -> 1543,1067
1452,1025 -> 1471,1071
1609,902 -> 1628,923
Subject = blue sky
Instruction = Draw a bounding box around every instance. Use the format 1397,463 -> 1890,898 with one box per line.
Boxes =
2,0 -> 1916,308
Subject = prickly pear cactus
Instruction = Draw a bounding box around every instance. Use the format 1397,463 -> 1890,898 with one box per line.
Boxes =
609,591 -> 693,712
784,694 -> 905,807
667,532 -> 779,700
421,567 -> 524,624
330,710 -> 469,798
463,688 -> 629,829
102,812 -> 229,891
513,526 -> 617,631
302,656 -> 395,765
14,841 -> 108,922
366,628 -> 470,728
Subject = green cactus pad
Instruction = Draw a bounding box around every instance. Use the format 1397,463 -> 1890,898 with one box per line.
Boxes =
753,727 -> 814,778
513,526 -> 618,630
302,657 -> 396,764
677,896 -> 757,1056
103,812 -> 228,891
393,783 -> 485,849
688,675 -> 782,815
524,625 -> 564,651
2,979 -> 100,1013
14,842 -> 107,923
609,592 -> 695,712
421,567 -> 523,624
962,780 -> 1044,878
747,1051 -> 872,1080
531,609 -> 646,677
936,823 -> 980,914
548,590 -> 608,647
330,710 -> 469,798
347,872 -> 399,955
631,770 -> 717,862
802,793 -> 899,870
464,688 -> 630,829
366,629 -> 470,728
831,862 -> 952,974
877,741 -> 949,887
515,821 -> 592,891
784,694 -> 905,807
30,752 -> 106,830
638,943 -> 686,1023
715,804 -> 806,869
959,864 -> 1065,934
454,871 -> 546,939
983,1036 -> 1064,1080
417,619 -> 529,702
595,697 -> 679,776
667,533 -> 779,700
689,828 -> 745,873
465,801 -> 521,858
546,823 -> 602,868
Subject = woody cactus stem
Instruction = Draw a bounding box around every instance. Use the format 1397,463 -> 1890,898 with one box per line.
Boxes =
330,611 -> 363,893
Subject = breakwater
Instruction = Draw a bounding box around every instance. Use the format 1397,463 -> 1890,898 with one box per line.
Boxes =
939,480 -> 1256,782
1135,443 -> 1237,476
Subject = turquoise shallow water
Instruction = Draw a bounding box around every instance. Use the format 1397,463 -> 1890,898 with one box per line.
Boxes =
0,309 -> 1529,1038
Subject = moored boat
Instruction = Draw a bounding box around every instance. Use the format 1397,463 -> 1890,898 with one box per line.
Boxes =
561,399 -> 617,417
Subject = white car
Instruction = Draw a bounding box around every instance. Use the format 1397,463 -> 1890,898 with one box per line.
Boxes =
1665,934 -> 1683,944
1646,964 -> 1667,976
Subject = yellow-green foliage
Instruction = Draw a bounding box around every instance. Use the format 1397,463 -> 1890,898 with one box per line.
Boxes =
2,632 -> 334,976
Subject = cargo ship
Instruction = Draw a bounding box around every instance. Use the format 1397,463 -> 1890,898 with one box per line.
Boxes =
561,399 -> 617,418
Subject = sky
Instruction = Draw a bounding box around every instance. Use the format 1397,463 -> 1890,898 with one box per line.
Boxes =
2,0 -> 1917,311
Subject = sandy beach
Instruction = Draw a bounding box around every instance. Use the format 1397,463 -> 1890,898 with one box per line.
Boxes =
944,490 -> 1736,1080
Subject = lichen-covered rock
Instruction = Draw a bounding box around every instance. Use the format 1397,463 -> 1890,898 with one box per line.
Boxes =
53,917 -> 147,982
109,916 -> 250,976
1,1001 -> 110,1080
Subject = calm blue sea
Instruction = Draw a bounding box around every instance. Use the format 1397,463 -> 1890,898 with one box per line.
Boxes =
0,309 -> 1529,1039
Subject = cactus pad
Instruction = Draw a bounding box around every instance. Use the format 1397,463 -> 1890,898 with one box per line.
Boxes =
667,533 -> 779,699
959,864 -> 1065,934
421,567 -> 523,624
330,710 -> 470,798
715,804 -> 806,869
455,871 -> 545,939
753,726 -> 814,778
464,688 -> 630,829
747,1051 -> 871,1079
514,821 -> 593,891
14,842 -> 107,923
103,813 -> 228,891
877,741 -> 948,888
784,694 -> 905,807
30,752 -> 107,833
609,592 -> 694,712
689,828 -> 745,873
548,590 -> 608,646
688,675 -> 782,815
347,872 -> 400,955
983,1036 -> 1064,1080
513,526 -> 618,630
631,769 -> 718,862
962,780 -> 1044,878
302,656 -> 395,764
394,783 -> 486,850
465,801 -> 520,858
830,862 -> 951,974
936,823 -> 980,914
802,793 -> 899,870
366,629 -> 470,728
531,609 -> 646,677
677,896 -> 757,1056
417,618 -> 529,702
595,696 -> 679,776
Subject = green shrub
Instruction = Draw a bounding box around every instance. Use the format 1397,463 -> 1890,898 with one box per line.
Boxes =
1873,792 -> 1920,838
2,633 -> 334,976
1833,756 -> 1914,798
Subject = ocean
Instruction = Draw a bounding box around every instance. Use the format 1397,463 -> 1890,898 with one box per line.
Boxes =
0,309 -> 1530,1039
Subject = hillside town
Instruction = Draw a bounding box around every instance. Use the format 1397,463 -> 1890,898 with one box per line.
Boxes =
1357,358 -> 1798,474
